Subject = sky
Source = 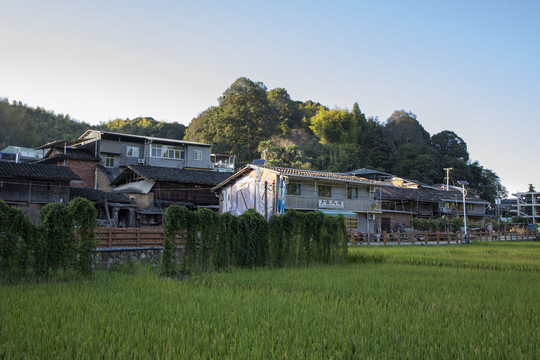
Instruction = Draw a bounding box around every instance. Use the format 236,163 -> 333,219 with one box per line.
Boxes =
1,0 -> 539,197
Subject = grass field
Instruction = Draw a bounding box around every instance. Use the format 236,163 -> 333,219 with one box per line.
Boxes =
1,241 -> 539,359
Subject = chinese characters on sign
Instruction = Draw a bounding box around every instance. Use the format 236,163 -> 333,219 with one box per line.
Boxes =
318,199 -> 344,209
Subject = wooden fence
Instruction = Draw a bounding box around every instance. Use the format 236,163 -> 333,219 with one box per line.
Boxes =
95,227 -> 538,249
95,227 -> 181,248
350,229 -> 538,245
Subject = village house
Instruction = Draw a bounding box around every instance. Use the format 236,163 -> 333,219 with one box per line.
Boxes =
0,146 -> 45,163
347,169 -> 492,232
40,130 -> 216,191
109,165 -> 232,224
376,185 -> 491,232
0,162 -> 80,223
212,165 -> 388,233
38,142 -> 101,188
69,187 -> 138,227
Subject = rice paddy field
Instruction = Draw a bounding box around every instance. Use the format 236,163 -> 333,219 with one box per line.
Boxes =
1,241 -> 539,359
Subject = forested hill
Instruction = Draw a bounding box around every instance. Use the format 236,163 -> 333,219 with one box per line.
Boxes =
0,99 -> 186,149
184,77 -> 507,202
1,77 -> 507,202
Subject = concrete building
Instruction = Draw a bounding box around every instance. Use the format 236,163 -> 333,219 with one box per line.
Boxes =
514,189 -> 540,224
212,165 -> 388,233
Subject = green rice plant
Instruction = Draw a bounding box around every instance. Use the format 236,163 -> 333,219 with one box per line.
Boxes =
1,245 -> 539,359
349,241 -> 540,272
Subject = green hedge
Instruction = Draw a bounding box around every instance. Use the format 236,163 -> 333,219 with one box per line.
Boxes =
0,198 -> 98,283
161,207 -> 348,276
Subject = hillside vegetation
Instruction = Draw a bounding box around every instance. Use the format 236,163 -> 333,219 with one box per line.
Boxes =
1,76 -> 506,202
185,77 -> 506,202
0,99 -> 185,150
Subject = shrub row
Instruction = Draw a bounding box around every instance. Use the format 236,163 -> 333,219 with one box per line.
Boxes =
161,207 -> 348,276
0,198 -> 98,282
412,217 -> 464,232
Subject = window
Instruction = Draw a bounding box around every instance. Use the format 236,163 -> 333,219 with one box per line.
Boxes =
151,144 -> 162,157
126,146 -> 139,157
105,155 -> 114,167
287,183 -> 301,196
194,150 -> 202,161
345,217 -> 358,231
163,146 -> 184,159
347,187 -> 358,199
318,185 -> 331,198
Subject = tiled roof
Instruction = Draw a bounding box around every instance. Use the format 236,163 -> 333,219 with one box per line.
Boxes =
378,186 -> 489,204
346,168 -> 394,177
212,165 -> 388,192
112,165 -> 232,186
70,187 -> 134,204
258,166 -> 387,185
0,162 -> 80,181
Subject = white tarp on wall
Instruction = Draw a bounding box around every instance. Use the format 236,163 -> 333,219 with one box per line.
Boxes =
221,173 -> 274,219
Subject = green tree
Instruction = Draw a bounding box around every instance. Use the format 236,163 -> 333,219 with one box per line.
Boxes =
267,88 -> 302,135
431,130 -> 469,162
382,110 -> 430,158
258,139 -> 311,169
209,77 -> 276,161
183,107 -> 219,144
309,108 -> 355,144
0,99 -> 39,149
392,144 -> 441,184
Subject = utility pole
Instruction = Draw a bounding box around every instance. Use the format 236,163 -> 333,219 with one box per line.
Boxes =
443,168 -> 453,191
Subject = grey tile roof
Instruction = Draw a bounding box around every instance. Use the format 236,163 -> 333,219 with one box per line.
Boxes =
112,165 -> 232,186
70,187 -> 134,204
0,162 -> 80,181
346,168 -> 394,177
258,166 -> 388,185
378,186 -> 489,204
212,165 -> 389,192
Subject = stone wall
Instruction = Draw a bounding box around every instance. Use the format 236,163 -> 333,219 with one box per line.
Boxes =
95,246 -> 183,269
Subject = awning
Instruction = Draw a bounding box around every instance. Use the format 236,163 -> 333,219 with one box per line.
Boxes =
318,210 -> 357,218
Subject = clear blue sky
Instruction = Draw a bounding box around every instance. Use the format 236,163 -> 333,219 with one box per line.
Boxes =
1,0 -> 539,197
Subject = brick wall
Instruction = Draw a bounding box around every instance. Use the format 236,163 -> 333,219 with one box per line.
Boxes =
65,159 -> 97,188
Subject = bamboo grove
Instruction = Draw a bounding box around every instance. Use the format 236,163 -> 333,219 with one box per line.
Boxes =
161,207 -> 349,276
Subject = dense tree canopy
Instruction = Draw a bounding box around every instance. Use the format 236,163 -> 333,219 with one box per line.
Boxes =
98,117 -> 186,140
0,99 -> 186,150
184,77 -> 507,201
1,76 -> 508,202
